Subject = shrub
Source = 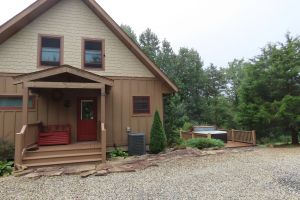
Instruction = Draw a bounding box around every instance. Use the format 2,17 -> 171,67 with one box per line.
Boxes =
0,140 -> 14,161
182,121 -> 197,131
150,110 -> 167,154
185,138 -> 224,149
0,161 -> 13,176
110,148 -> 128,158
166,130 -> 181,147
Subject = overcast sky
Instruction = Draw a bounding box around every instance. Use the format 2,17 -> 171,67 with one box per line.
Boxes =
0,0 -> 299,67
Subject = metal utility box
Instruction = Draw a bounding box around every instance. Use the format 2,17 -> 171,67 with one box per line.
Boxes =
128,133 -> 146,155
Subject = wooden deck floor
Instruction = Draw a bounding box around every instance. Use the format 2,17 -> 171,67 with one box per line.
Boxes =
225,141 -> 254,148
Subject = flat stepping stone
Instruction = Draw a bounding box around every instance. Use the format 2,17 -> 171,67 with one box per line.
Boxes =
41,170 -> 63,177
95,170 -> 108,176
64,165 -> 95,175
14,169 -> 34,177
80,170 -> 96,178
24,173 -> 41,179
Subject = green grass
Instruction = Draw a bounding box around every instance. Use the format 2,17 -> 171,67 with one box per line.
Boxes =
272,144 -> 300,148
258,135 -> 291,146
258,135 -> 300,148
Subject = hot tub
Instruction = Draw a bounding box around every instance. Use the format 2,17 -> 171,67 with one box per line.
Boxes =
193,126 -> 228,143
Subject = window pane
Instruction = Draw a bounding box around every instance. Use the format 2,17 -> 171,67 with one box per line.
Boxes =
40,37 -> 61,66
85,41 -> 101,51
41,47 -> 60,63
42,37 -> 60,48
0,97 -> 22,107
0,97 -> 34,109
85,50 -> 101,67
81,100 -> 94,120
84,40 -> 102,68
133,96 -> 150,114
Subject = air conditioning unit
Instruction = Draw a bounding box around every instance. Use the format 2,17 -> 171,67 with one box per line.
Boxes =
128,133 -> 146,156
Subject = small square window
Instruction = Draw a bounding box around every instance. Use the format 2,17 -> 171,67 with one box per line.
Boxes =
133,96 -> 150,114
83,39 -> 103,68
39,36 -> 62,67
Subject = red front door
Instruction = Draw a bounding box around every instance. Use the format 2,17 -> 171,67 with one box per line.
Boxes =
77,97 -> 97,141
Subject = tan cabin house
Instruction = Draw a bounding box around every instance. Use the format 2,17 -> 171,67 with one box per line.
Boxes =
0,0 -> 178,168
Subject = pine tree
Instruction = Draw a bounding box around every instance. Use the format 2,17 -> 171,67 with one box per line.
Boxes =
150,110 -> 167,154
139,28 -> 160,63
120,24 -> 138,44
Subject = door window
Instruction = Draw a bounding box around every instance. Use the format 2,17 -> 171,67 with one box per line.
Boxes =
81,100 -> 94,120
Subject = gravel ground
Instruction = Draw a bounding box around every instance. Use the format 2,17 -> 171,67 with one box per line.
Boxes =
1,147 -> 300,200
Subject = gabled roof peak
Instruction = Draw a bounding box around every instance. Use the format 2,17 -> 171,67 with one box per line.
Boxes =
0,0 -> 178,92
14,64 -> 114,86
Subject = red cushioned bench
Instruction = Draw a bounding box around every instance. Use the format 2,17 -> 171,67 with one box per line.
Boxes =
38,124 -> 71,146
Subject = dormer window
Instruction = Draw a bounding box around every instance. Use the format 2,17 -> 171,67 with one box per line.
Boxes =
83,39 -> 104,69
39,35 -> 63,67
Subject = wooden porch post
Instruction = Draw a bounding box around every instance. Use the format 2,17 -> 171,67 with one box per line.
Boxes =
100,86 -> 106,163
252,130 -> 256,145
231,129 -> 235,142
101,87 -> 106,125
22,86 -> 29,125
15,85 -> 29,168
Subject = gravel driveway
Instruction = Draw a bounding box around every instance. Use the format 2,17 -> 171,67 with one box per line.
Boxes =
1,147 -> 300,200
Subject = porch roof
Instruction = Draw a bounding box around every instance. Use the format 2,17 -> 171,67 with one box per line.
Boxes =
14,65 -> 114,88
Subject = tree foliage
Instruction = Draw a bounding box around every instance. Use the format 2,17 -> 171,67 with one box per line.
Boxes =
120,24 -> 138,44
237,33 -> 300,143
150,111 -> 167,153
122,24 -> 300,145
139,28 -> 160,63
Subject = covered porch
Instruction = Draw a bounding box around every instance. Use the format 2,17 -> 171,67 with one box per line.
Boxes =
13,65 -> 113,169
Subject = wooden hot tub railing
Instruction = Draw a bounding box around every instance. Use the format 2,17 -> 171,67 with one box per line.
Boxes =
180,129 -> 256,145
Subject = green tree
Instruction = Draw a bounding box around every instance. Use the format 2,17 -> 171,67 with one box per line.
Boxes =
225,59 -> 247,106
163,94 -> 188,145
203,64 -> 229,127
175,48 -> 207,123
156,39 -> 177,78
275,95 -> 300,144
139,28 -> 160,63
204,64 -> 226,98
237,33 -> 300,142
120,24 -> 138,44
150,110 -> 167,153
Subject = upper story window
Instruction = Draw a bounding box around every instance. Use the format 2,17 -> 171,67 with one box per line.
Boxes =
39,35 -> 62,67
83,39 -> 104,69
133,96 -> 150,114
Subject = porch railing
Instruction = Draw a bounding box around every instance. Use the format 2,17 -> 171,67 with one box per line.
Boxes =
180,129 -> 256,146
14,121 -> 41,169
228,129 -> 256,145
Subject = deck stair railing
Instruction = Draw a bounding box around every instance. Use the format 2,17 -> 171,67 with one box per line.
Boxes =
14,121 -> 41,169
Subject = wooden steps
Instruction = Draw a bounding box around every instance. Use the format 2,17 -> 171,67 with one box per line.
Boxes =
23,158 -> 102,168
22,142 -> 102,168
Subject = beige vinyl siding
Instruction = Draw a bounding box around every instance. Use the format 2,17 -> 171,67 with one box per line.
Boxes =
0,0 -> 154,78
